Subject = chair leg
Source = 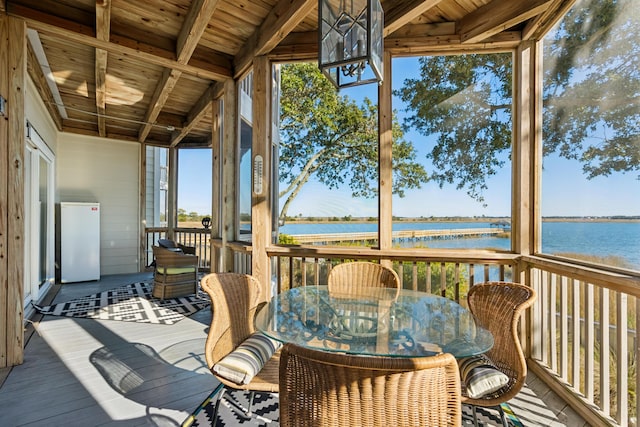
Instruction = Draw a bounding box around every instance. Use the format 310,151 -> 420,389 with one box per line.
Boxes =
498,404 -> 509,427
471,405 -> 479,427
208,384 -> 225,425
210,389 -> 260,421
221,390 -> 256,420
468,404 -> 511,427
245,391 -> 255,417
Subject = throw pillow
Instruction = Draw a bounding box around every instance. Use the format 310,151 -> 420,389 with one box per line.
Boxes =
213,332 -> 282,385
458,354 -> 509,399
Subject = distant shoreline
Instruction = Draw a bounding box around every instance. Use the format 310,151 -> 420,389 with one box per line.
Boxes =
179,216 -> 640,229
281,216 -> 640,224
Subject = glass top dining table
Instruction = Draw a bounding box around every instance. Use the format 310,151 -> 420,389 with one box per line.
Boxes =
254,285 -> 494,358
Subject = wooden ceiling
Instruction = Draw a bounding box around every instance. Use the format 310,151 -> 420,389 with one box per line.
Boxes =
3,0 -> 573,147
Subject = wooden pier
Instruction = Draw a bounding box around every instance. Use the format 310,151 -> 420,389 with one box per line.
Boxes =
289,228 -> 503,244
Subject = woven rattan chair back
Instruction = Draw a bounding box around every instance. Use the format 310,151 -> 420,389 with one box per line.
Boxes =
200,272 -> 280,394
463,282 -> 537,415
327,261 -> 400,297
279,343 -> 462,427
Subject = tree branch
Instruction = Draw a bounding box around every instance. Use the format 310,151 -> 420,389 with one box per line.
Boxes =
279,162 -> 320,221
279,147 -> 327,198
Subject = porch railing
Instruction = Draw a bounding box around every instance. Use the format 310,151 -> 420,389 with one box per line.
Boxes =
522,255 -> 640,427
211,240 -> 640,427
144,227 -> 211,271
266,246 -> 516,299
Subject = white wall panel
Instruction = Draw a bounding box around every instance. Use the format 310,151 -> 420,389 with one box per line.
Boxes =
56,134 -> 140,275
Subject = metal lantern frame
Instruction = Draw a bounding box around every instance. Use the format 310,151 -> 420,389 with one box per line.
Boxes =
318,0 -> 384,89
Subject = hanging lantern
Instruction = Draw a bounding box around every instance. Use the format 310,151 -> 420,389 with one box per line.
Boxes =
318,0 -> 383,89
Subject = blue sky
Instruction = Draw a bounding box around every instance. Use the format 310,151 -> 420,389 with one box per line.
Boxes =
280,56 -> 638,218
178,55 -> 639,218
178,149 -> 213,216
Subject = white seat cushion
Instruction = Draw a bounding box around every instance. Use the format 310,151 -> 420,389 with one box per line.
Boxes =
213,332 -> 282,385
458,354 -> 510,399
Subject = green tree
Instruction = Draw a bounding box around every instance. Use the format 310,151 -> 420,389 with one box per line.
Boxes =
279,63 -> 428,223
543,0 -> 639,179
395,0 -> 639,204
278,234 -> 298,245
177,208 -> 187,222
396,53 -> 512,206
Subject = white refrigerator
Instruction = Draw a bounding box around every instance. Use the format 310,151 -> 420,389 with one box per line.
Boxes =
60,202 -> 101,283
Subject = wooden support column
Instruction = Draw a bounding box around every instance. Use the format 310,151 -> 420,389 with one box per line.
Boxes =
221,78 -> 237,272
139,141 -> 147,271
0,14 -> 26,368
378,50 -> 393,259
512,40 -> 542,272
209,82 -> 226,272
513,39 -> 542,365
210,95 -> 221,272
167,146 -> 178,240
251,56 -> 272,295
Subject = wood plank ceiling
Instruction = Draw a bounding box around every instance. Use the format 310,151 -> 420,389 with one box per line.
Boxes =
4,0 -> 574,148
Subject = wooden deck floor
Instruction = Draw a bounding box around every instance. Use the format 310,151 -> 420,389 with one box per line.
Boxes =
0,273 -> 590,426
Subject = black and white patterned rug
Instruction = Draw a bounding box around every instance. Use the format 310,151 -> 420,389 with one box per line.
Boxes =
33,281 -> 210,325
183,388 -> 279,427
183,387 -> 523,427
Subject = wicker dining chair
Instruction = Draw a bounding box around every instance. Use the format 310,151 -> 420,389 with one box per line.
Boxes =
200,273 -> 280,422
327,261 -> 400,296
279,343 -> 462,427
462,281 -> 537,427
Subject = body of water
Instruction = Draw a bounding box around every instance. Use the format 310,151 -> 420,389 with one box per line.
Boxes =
279,221 -> 640,270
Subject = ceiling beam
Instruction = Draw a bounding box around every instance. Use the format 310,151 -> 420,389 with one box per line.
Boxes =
234,0 -> 316,78
138,68 -> 181,142
457,0 -> 553,44
269,31 -> 317,61
386,21 -> 456,38
383,0 -> 445,37
271,25 -> 520,59
7,3 -> 232,81
170,84 -> 217,147
138,0 -> 221,142
386,28 -> 521,54
268,2 -> 520,61
176,0 -> 222,63
95,0 -> 111,137
138,74 -> 182,142
57,122 -> 170,146
522,0 -> 577,40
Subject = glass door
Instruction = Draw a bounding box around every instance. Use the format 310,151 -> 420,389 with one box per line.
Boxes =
24,123 -> 55,307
